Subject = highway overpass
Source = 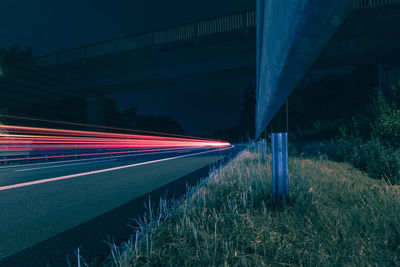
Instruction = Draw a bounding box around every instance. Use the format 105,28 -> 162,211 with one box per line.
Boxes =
1,0 -> 400,262
1,1 -> 399,127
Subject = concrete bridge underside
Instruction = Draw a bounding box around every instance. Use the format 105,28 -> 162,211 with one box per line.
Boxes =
315,3 -> 400,67
49,30 -> 256,127
66,32 -> 256,95
36,2 -> 400,101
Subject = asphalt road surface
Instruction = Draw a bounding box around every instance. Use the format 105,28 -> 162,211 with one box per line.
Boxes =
0,146 -> 240,266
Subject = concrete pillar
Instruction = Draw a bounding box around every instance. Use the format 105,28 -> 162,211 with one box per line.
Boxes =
87,93 -> 105,128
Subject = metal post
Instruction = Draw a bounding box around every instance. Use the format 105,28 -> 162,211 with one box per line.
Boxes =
271,100 -> 289,200
261,138 -> 267,162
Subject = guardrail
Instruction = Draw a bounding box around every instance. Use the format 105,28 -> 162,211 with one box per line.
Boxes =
36,10 -> 256,66
35,0 -> 400,66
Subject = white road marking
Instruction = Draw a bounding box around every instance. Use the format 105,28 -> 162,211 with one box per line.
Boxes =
0,148 -> 202,170
15,159 -> 117,172
0,148 -> 229,191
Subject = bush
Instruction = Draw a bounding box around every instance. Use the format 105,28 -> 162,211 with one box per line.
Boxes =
334,84 -> 400,184
371,87 -> 400,147
335,138 -> 400,184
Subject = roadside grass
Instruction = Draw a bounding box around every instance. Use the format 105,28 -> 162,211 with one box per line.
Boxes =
106,149 -> 400,266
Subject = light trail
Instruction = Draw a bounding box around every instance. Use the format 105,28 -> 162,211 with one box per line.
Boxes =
0,147 -> 196,163
0,115 -> 217,141
0,120 -> 230,164
0,147 -> 199,169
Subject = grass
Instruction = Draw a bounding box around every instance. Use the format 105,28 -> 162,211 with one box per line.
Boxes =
105,149 -> 400,266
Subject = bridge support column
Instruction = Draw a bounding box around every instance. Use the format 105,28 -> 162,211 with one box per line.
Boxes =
271,100 -> 289,200
86,93 -> 105,128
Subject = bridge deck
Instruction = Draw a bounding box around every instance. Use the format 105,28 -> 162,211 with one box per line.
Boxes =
35,0 -> 400,66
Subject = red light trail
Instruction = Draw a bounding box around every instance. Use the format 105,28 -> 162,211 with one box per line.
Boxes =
0,119 -> 230,164
0,115 -> 217,141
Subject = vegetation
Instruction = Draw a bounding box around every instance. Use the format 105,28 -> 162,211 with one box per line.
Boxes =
121,107 -> 185,135
0,44 -> 34,78
289,65 -> 377,141
0,45 -> 38,125
334,84 -> 400,184
104,150 -> 400,266
287,67 -> 399,185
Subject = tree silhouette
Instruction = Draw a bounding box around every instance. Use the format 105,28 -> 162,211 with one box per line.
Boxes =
122,107 -> 185,135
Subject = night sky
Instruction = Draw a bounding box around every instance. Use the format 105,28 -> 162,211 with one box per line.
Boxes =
0,0 -> 255,56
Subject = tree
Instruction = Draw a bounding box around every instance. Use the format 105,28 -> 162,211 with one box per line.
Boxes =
0,43 -> 34,79
122,107 -> 185,135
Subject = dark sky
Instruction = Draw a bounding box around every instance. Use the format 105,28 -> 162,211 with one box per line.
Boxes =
0,0 -> 255,56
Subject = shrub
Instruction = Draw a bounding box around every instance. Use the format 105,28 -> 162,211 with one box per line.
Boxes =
334,83 -> 400,184
370,86 -> 400,147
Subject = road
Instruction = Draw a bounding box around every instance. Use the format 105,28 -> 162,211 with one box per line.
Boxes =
0,146 -> 239,266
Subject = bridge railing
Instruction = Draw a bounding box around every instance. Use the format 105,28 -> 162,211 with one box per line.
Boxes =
355,0 -> 400,8
35,0 -> 400,66
36,10 -> 256,66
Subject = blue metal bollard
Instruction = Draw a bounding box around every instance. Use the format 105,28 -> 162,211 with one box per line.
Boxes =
271,132 -> 289,199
